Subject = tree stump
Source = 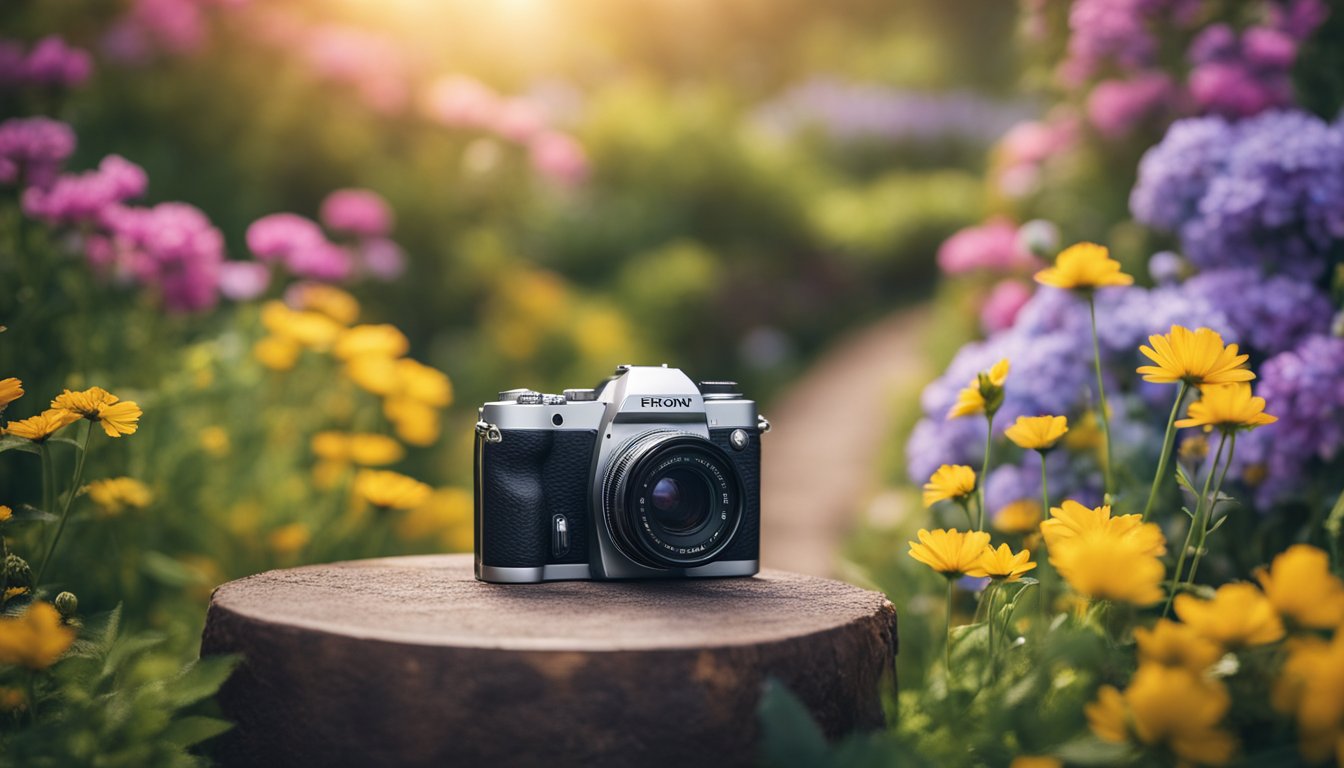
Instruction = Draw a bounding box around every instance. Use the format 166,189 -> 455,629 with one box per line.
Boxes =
200,554 -> 898,768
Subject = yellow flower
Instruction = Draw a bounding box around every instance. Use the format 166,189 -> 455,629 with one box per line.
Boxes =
3,587 -> 28,602
1175,383 -> 1277,432
333,324 -> 409,360
1005,415 -> 1068,451
947,359 -> 1010,419
1256,545 -> 1344,630
1049,512 -> 1167,605
290,284 -> 360,325
1273,632 -> 1344,765
1034,242 -> 1134,291
1179,434 -> 1209,464
354,469 -> 432,510
1008,758 -> 1061,768
50,386 -> 118,417
906,528 -> 992,577
348,434 -> 405,466
0,505 -> 10,523
199,426 -> 230,457
1087,664 -> 1237,766
1134,619 -> 1223,672
966,543 -> 1036,581
1040,500 -> 1166,557
1175,583 -> 1284,648
92,400 -> 140,437
396,359 -> 453,407
992,499 -> 1041,534
343,355 -> 400,396
0,686 -> 26,713
312,459 -> 348,490
396,487 -> 473,550
267,523 -> 311,556
254,336 -> 300,371
1138,325 -> 1254,386
5,408 -> 80,441
922,464 -> 977,508
384,398 -> 441,447
85,477 -> 153,516
0,602 -> 76,670
0,377 -> 24,409
260,301 -> 342,349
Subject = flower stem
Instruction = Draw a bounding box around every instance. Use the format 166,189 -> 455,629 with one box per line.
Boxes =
945,577 -> 955,679
1141,381 -> 1189,523
1163,430 -> 1227,618
35,421 -> 93,588
1187,433 -> 1236,585
986,582 -> 999,684
978,413 -> 994,531
956,498 -> 974,530
1087,296 -> 1115,499
1038,449 -> 1052,631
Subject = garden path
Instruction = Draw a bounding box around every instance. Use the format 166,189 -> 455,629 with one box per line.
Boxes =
760,305 -> 932,577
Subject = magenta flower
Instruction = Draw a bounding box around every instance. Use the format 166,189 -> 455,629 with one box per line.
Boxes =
285,240 -> 353,282
107,202 -> 226,313
21,36 -> 93,87
1086,72 -> 1176,140
528,132 -> 589,187
357,238 -> 405,281
218,261 -> 271,301
0,117 -> 76,188
422,75 -> 500,129
491,98 -> 545,143
937,217 -> 1039,275
981,280 -> 1034,334
22,155 -> 148,225
320,188 -> 394,238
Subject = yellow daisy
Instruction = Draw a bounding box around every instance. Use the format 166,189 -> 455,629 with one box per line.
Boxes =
1134,619 -> 1223,672
353,469 -> 432,510
0,603 -> 76,670
1086,664 -> 1237,767
947,358 -> 1010,419
94,400 -> 141,437
992,499 -> 1042,534
333,324 -> 409,360
906,528 -> 992,577
1175,383 -> 1277,432
1256,545 -> 1344,630
1272,632 -> 1344,765
1050,518 -> 1167,605
267,523 -> 311,556
50,386 -> 119,417
1040,500 -> 1166,556
1137,325 -> 1254,386
6,409 -> 80,441
1174,583 -> 1284,648
253,336 -> 300,371
1034,242 -> 1134,291
921,464 -> 977,508
1004,415 -> 1069,451
85,477 -> 153,516
289,284 -> 361,325
966,543 -> 1036,581
0,378 -> 23,409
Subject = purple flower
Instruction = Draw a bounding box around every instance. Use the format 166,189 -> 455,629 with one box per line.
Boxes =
937,218 -> 1039,275
1181,268 -> 1332,355
1086,72 -> 1176,140
1147,251 -> 1186,285
319,188 -> 393,238
357,237 -> 405,281
1268,0 -> 1330,40
0,117 -> 76,188
21,155 -> 148,225
106,202 -> 226,313
19,36 -> 93,88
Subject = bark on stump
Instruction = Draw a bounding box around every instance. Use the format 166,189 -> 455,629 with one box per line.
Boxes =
200,554 -> 898,768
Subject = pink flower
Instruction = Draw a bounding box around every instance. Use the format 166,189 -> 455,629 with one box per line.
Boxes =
286,241 -> 353,282
937,218 -> 1039,275
1087,72 -> 1176,140
0,117 -> 77,188
246,213 -> 325,263
22,155 -> 147,225
218,261 -> 271,300
319,188 -> 393,238
421,75 -> 500,129
492,98 -> 544,143
1189,62 -> 1288,118
981,280 -> 1034,334
357,237 -> 405,281
106,202 -> 226,313
993,117 -> 1079,197
528,131 -> 589,187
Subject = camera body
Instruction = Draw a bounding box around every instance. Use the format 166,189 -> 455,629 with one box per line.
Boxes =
474,365 -> 768,583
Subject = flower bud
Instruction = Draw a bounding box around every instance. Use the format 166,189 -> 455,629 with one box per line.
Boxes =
4,554 -> 32,590
1016,219 -> 1060,258
54,591 -> 77,618
1179,435 -> 1209,465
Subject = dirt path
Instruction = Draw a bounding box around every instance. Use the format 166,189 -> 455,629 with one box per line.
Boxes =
760,305 -> 931,577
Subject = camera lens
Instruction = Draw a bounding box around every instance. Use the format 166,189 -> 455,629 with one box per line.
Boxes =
649,470 -> 713,533
602,432 -> 743,569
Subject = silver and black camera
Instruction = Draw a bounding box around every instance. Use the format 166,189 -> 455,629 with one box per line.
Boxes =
473,365 -> 768,583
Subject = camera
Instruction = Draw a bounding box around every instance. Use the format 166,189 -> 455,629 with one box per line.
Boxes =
473,365 -> 769,583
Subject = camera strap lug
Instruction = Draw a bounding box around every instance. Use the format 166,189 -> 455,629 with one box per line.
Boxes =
475,420 -> 503,443
757,414 -> 771,434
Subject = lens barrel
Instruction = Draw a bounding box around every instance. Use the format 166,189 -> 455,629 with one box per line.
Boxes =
602,432 -> 743,568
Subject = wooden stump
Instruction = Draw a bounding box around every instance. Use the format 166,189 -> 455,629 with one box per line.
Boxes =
200,554 -> 898,768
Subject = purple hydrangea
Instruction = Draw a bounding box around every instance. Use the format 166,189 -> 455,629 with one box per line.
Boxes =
1187,25 -> 1296,118
1232,335 -> 1344,505
21,155 -> 148,225
1181,268 -> 1332,355
1131,110 -> 1344,280
0,117 -> 77,188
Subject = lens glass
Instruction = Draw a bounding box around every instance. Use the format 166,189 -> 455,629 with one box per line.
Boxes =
648,469 -> 712,533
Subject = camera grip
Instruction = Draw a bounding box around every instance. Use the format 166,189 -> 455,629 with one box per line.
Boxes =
477,429 -> 596,568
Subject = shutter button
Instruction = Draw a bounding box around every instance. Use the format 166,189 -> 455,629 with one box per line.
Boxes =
552,514 -> 570,558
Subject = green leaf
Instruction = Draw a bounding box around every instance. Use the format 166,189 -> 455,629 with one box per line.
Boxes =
1175,465 -> 1195,494
758,678 -> 831,768
161,715 -> 234,748
0,435 -> 39,455
47,436 -> 83,450
1053,736 -> 1137,765
1181,505 -> 1195,520
141,551 -> 205,587
1207,515 -> 1230,535
11,503 -> 56,522
163,655 -> 239,709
